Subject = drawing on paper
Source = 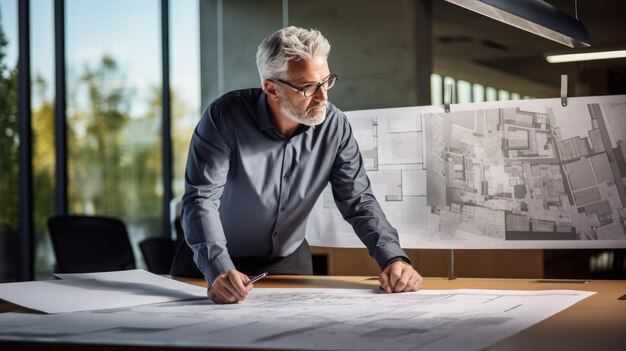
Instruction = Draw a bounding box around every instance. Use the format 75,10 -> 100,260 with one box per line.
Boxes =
307,96 -> 626,248
0,288 -> 594,351
425,100 -> 626,244
306,108 -> 428,248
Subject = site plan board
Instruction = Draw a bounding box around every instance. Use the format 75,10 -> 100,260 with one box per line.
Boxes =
307,95 -> 626,249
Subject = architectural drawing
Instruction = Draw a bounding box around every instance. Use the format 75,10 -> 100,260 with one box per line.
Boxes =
307,95 -> 626,248
425,97 -> 626,247
306,107 -> 428,248
0,288 -> 593,351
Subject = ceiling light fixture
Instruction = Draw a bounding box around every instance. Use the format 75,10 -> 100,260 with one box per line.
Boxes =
546,50 -> 626,63
443,0 -> 591,48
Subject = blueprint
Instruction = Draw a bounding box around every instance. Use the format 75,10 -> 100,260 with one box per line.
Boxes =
306,95 -> 626,249
0,288 -> 593,350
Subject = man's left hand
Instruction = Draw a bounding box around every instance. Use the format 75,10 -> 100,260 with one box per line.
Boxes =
379,260 -> 423,293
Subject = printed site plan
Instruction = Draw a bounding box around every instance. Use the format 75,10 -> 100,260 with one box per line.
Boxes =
307,95 -> 626,248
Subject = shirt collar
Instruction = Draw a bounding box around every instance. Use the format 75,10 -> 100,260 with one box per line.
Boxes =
256,90 -> 316,136
256,91 -> 275,131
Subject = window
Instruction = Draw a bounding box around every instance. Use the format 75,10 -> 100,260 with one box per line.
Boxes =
457,79 -> 471,104
65,0 -> 163,259
31,0 -> 56,279
498,89 -> 510,101
432,75 -> 532,105
171,0 -> 200,201
486,87 -> 498,101
430,73 -> 442,106
473,83 -> 485,103
0,0 -> 19,282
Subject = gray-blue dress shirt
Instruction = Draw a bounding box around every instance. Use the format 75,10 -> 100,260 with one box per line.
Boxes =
181,88 -> 408,283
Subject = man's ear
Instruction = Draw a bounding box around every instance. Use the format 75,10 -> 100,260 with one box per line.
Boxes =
264,79 -> 280,101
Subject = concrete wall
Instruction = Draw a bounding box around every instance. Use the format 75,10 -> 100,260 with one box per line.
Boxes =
199,0 -> 283,110
199,0 -> 431,112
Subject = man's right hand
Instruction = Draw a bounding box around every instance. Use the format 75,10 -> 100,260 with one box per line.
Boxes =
208,269 -> 253,304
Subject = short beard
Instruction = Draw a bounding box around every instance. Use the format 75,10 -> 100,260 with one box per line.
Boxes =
279,97 -> 327,127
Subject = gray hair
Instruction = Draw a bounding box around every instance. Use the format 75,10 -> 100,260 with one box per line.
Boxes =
256,26 -> 331,87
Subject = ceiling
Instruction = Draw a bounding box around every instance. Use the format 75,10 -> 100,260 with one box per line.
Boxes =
431,0 -> 626,97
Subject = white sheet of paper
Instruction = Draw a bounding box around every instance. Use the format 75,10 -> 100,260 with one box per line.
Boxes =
0,287 -> 594,351
0,269 -> 206,314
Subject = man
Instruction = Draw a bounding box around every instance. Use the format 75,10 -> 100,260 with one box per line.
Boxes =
181,26 -> 422,304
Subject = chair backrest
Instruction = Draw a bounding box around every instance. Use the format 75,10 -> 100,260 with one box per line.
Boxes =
47,215 -> 136,274
168,214 -> 203,278
139,237 -> 176,275
170,238 -> 203,278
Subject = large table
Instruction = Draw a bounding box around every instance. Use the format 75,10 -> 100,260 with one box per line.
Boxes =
1,276 -> 625,350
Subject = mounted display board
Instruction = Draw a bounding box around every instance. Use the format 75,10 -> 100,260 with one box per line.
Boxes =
307,95 -> 626,249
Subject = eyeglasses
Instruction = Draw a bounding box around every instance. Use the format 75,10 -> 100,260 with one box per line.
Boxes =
274,73 -> 338,97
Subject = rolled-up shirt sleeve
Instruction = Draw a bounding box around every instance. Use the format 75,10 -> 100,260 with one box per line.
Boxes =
181,103 -> 235,284
329,114 -> 410,270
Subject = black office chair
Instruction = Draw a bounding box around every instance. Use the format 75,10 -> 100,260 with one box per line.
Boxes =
170,217 -> 203,278
170,239 -> 203,278
139,237 -> 177,274
47,215 -> 136,274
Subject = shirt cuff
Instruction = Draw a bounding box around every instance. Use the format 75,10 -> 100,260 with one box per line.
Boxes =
373,242 -> 410,270
204,255 -> 235,285
384,256 -> 411,269
192,244 -> 235,284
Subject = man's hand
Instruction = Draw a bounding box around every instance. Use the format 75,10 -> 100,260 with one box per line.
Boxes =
208,269 -> 254,304
379,260 -> 423,293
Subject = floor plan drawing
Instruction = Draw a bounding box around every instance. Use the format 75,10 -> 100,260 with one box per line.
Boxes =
306,107 -> 429,248
307,95 -> 626,249
0,288 -> 594,351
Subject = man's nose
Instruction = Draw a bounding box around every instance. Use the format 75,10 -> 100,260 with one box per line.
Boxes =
313,85 -> 328,101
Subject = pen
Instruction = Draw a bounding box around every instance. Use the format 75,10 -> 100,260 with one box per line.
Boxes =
244,272 -> 268,286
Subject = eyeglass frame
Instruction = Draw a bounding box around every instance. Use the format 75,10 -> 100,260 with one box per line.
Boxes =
273,73 -> 338,97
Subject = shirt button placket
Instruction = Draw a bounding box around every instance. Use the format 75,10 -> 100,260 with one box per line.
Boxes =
273,141 -> 292,251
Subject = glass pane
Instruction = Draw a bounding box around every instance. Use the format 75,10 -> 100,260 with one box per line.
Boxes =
430,73 -> 442,106
457,79 -> 471,103
443,76 -> 456,104
486,87 -> 497,101
31,0 -> 56,279
66,0 -> 162,262
498,90 -> 510,101
171,0 -> 199,241
0,0 -> 19,282
172,0 -> 199,201
473,84 -> 485,103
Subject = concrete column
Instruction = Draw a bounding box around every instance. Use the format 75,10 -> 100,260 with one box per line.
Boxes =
199,0 -> 282,108
199,0 -> 432,110
415,0 -> 432,106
